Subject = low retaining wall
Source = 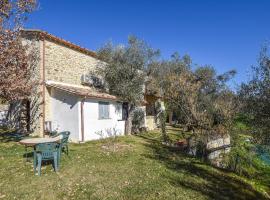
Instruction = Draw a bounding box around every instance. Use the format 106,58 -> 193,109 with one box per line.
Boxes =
188,133 -> 231,168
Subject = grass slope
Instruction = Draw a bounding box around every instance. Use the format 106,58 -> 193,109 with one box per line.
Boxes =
0,128 -> 269,200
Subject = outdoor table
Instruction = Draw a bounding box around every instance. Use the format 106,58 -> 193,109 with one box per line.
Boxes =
19,137 -> 61,162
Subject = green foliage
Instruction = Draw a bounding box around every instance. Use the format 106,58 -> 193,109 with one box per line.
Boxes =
149,54 -> 237,137
233,114 -> 252,133
239,44 -> 270,144
224,123 -> 270,186
97,36 -> 159,105
96,36 -> 160,134
226,140 -> 258,177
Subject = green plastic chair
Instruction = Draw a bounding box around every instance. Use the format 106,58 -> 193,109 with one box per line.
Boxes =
53,131 -> 70,166
60,131 -> 70,155
53,131 -> 70,154
33,142 -> 59,176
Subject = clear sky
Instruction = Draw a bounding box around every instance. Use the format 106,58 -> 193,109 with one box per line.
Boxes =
25,0 -> 270,88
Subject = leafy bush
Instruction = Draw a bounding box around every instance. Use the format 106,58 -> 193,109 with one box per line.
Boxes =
224,135 -> 269,178
233,114 -> 251,132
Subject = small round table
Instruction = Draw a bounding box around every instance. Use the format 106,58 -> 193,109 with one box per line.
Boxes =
19,137 -> 60,147
19,137 -> 61,162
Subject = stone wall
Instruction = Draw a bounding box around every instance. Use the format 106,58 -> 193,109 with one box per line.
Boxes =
44,40 -> 100,85
187,133 -> 231,168
206,134 -> 231,150
43,40 -> 102,122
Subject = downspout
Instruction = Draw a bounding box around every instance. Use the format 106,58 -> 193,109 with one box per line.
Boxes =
42,39 -> 46,136
80,98 -> 85,142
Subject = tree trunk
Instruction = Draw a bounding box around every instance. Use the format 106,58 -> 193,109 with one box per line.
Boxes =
160,111 -> 169,142
169,111 -> 173,125
125,105 -> 134,135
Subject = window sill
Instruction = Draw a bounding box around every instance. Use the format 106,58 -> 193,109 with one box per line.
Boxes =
98,118 -> 112,120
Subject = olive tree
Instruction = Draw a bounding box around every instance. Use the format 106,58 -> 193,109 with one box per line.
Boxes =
149,53 -> 237,140
96,36 -> 159,135
239,44 -> 270,144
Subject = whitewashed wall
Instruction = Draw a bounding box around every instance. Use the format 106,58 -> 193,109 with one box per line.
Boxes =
83,99 -> 125,141
50,89 -> 125,142
51,88 -> 81,141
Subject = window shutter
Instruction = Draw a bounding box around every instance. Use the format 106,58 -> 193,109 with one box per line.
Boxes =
99,102 -> 109,119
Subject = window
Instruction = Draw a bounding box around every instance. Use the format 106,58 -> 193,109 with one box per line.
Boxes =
98,102 -> 110,119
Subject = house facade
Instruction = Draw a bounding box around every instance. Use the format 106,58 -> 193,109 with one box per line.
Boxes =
16,30 -> 158,142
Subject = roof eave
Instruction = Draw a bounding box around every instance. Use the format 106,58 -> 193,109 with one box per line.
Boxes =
20,29 -> 98,58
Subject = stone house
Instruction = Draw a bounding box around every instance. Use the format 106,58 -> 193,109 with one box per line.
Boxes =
11,29 -> 158,142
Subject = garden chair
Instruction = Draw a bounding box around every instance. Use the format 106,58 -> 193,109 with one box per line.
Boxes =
52,131 -> 70,155
33,142 -> 59,176
52,131 -> 70,166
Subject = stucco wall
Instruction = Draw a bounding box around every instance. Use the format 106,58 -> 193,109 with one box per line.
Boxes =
50,88 -> 125,142
83,99 -> 125,141
51,88 -> 81,142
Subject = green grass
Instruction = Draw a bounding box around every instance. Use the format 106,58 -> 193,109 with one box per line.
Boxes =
0,128 -> 269,200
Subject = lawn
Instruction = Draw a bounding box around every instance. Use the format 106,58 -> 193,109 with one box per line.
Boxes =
0,128 -> 269,200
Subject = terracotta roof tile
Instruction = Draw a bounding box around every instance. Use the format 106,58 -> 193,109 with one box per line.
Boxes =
46,81 -> 118,101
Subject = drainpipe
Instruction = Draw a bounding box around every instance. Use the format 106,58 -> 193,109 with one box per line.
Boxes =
80,98 -> 85,142
42,39 -> 46,137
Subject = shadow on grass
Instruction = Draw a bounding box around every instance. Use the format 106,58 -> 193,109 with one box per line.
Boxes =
0,130 -> 29,143
163,126 -> 192,140
22,150 -> 60,171
23,151 -> 33,158
138,133 -> 268,200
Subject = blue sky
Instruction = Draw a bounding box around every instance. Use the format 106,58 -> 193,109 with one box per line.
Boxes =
25,0 -> 270,88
